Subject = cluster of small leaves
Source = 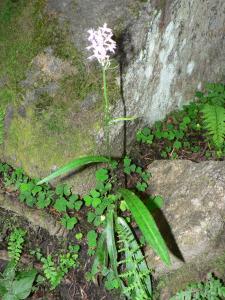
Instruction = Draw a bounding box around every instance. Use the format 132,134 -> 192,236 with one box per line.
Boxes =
7,228 -> 26,263
54,184 -> 82,230
0,163 -> 81,230
0,228 -> 37,300
116,217 -> 152,299
123,157 -> 151,192
170,273 -> 225,300
85,168 -> 119,255
0,164 -> 29,189
136,83 -> 225,159
85,169 -> 115,220
31,245 -> 80,289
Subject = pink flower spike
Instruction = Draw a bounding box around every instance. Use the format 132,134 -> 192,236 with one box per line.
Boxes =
86,23 -> 116,67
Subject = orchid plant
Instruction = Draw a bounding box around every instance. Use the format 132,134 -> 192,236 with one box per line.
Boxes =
87,23 -> 135,155
37,23 -> 170,299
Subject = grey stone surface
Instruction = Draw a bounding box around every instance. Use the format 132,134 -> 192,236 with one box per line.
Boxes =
121,0 -> 225,126
146,160 -> 225,278
46,0 -> 146,50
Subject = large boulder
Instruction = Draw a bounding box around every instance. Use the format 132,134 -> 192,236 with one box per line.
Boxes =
0,0 -> 224,193
146,160 -> 225,298
121,0 -> 225,126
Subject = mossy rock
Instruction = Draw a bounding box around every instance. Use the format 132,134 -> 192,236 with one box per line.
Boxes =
0,0 -> 125,192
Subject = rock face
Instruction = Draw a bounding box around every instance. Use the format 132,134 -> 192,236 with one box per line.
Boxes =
121,0 -> 225,126
0,0 -> 224,192
146,160 -> 225,297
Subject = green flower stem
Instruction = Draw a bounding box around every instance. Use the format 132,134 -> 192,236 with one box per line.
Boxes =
109,116 -> 137,124
102,66 -> 110,156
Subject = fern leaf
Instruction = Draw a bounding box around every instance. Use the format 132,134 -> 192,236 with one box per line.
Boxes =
116,217 -> 152,299
201,104 -> 225,149
7,228 -> 26,263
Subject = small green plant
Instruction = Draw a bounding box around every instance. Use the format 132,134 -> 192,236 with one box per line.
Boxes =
0,228 -> 37,300
116,217 -> 152,299
136,83 -> 225,159
8,228 -> 26,263
170,273 -> 225,299
87,230 -> 98,256
123,156 -> 151,192
0,262 -> 37,300
31,245 -> 79,289
195,83 -> 225,157
0,24 -> 170,299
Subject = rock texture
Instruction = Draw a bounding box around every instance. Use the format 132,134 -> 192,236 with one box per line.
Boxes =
121,0 -> 225,126
0,0 -> 224,193
146,160 -> 225,297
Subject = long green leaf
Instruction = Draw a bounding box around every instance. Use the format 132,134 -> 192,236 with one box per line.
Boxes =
37,156 -> 110,185
91,230 -> 108,278
106,207 -> 120,280
119,188 -> 171,266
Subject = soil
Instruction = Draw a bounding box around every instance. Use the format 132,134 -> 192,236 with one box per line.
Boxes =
0,202 -> 122,300
0,131 -> 223,299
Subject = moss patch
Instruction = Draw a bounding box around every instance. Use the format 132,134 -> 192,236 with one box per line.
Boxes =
4,105 -> 97,177
0,0 -> 63,110
0,0 -> 121,189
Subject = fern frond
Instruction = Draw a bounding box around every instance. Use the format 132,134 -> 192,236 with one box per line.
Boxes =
116,217 -> 152,300
201,104 -> 225,149
7,228 -> 26,263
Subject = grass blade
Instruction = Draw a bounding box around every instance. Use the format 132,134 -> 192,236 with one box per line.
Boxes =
37,156 -> 110,185
119,188 -> 171,266
106,207 -> 120,281
91,230 -> 108,278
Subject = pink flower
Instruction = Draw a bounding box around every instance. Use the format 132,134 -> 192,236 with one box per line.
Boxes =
86,23 -> 116,67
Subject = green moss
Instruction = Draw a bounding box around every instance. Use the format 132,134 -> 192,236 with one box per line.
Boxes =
0,0 -> 63,109
4,105 -> 97,177
0,0 -> 121,179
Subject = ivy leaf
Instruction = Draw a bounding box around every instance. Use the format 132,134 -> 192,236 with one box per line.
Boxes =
173,140 -> 182,150
87,211 -> 96,223
36,193 -> 51,209
141,172 -> 151,182
90,189 -> 100,198
61,215 -> 77,230
87,230 -> 98,255
96,168 -> 109,182
54,197 -> 68,212
74,200 -> 83,211
32,185 -> 42,195
75,233 -> 83,240
83,195 -> 92,206
92,198 -> 101,208
136,182 -> 148,192
55,184 -> 64,196
69,194 -> 79,202
123,157 -> 131,167
63,184 -> 71,196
